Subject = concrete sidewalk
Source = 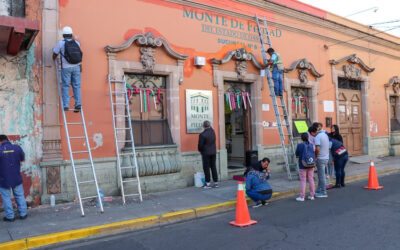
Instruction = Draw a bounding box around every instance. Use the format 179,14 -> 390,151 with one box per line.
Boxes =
0,156 -> 399,248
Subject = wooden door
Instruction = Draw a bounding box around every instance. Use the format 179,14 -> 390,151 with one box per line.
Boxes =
338,89 -> 363,156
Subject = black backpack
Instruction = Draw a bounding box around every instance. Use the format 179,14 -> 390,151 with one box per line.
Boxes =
63,39 -> 82,64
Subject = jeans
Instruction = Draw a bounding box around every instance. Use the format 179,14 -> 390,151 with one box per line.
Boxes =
61,65 -> 81,109
246,190 -> 272,203
272,67 -> 283,96
316,158 -> 329,194
327,152 -> 333,177
202,154 -> 218,183
0,184 -> 27,219
334,154 -> 349,186
299,168 -> 315,198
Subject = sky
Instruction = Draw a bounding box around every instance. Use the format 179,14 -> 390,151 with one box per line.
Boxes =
297,0 -> 400,38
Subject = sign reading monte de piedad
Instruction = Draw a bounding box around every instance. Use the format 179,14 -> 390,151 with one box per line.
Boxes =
186,89 -> 213,133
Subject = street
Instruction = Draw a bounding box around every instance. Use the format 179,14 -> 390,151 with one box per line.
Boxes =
49,173 -> 400,250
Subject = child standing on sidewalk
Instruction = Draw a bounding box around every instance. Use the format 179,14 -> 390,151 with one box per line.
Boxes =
295,133 -> 316,201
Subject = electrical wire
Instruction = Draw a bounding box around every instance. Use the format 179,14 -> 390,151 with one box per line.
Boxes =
325,25 -> 400,48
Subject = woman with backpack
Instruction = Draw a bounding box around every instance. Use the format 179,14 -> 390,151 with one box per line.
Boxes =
295,133 -> 316,201
329,136 -> 349,188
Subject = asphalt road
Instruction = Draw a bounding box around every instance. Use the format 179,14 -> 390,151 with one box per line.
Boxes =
50,173 -> 400,250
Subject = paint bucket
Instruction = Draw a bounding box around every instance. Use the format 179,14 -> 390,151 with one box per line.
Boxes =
194,172 -> 205,187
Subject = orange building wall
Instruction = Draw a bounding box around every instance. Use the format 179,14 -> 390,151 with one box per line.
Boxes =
57,0 -> 400,159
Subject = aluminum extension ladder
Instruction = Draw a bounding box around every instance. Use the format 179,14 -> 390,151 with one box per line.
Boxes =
255,14 -> 299,180
108,75 -> 143,205
54,60 -> 104,216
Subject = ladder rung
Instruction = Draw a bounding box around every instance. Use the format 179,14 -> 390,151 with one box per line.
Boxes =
81,195 -> 98,200
79,180 -> 95,184
117,140 -> 132,143
111,91 -> 125,94
67,122 -> 83,125
124,193 -> 140,197
115,115 -> 129,117
113,103 -> 127,105
116,128 -> 130,130
70,136 -> 85,139
111,80 -> 125,83
75,165 -> 91,170
119,152 -> 135,156
279,114 -> 288,117
120,166 -> 137,169
284,134 -> 292,137
123,179 -> 138,183
72,150 -> 89,154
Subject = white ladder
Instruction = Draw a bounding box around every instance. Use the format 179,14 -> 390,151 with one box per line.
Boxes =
54,60 -> 104,216
255,14 -> 299,180
108,75 -> 143,204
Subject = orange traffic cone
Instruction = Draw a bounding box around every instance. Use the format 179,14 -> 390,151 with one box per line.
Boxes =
230,182 -> 257,227
364,160 -> 383,190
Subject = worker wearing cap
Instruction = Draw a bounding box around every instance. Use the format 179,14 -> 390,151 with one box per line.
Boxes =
53,26 -> 83,112
0,135 -> 27,222
266,48 -> 284,97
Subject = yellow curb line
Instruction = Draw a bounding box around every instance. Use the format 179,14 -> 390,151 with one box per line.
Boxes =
1,168 -> 398,250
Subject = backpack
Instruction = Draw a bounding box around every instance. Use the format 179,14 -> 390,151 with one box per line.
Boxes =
301,143 -> 316,168
63,39 -> 82,64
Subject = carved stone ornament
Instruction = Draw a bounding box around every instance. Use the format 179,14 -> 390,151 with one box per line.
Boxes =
329,54 -> 375,72
210,48 -> 265,69
140,47 -> 155,72
343,64 -> 362,80
298,69 -> 308,84
236,61 -> 247,81
104,31 -> 189,60
384,76 -> 400,94
284,58 -> 323,84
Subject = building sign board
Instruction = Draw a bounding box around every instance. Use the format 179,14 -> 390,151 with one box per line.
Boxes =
186,89 -> 213,133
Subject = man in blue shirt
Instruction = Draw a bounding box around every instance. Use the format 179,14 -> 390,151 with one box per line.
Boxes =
0,135 -> 27,222
311,125 -> 330,198
266,48 -> 284,96
53,26 -> 82,112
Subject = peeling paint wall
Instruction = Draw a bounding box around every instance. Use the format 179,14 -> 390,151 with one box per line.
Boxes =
0,44 -> 43,204
0,0 -> 25,17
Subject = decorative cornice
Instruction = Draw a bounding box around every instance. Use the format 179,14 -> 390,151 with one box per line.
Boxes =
329,54 -> 375,72
284,58 -> 323,78
384,76 -> 400,94
104,31 -> 189,60
210,48 -> 265,69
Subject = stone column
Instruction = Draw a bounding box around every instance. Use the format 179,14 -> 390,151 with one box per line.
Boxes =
42,0 -> 62,161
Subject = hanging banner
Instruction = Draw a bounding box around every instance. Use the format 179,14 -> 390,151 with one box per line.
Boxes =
186,89 -> 213,133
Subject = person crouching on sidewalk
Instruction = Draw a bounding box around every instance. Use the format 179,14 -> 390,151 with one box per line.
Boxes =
245,158 -> 272,208
295,133 -> 316,201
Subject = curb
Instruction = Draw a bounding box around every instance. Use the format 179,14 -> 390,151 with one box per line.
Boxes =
1,168 -> 398,250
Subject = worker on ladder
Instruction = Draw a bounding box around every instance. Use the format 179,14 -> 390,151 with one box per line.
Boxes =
266,48 -> 284,97
53,26 -> 83,112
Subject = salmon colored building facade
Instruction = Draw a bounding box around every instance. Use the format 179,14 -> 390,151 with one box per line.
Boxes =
37,0 -> 400,202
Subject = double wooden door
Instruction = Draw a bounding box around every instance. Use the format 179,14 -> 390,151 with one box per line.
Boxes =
338,88 -> 363,156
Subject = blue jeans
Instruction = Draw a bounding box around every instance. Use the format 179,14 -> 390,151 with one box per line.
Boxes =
327,152 -> 333,177
246,190 -> 272,203
61,65 -> 81,108
316,159 -> 329,194
334,154 -> 349,186
0,184 -> 27,219
272,67 -> 283,96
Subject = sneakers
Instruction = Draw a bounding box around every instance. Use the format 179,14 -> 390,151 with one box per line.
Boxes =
20,215 -> 28,220
315,192 -> 328,198
3,217 -> 15,222
296,197 -> 305,202
63,107 -> 69,111
307,196 -> 315,200
74,105 -> 81,113
341,183 -> 346,187
261,200 -> 268,206
203,183 -> 212,189
252,202 -> 263,208
213,182 -> 219,188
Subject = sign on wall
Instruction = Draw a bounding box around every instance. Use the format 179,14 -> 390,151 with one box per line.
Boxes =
186,89 -> 213,133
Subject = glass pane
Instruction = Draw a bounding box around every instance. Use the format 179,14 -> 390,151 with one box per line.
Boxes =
338,77 -> 361,90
